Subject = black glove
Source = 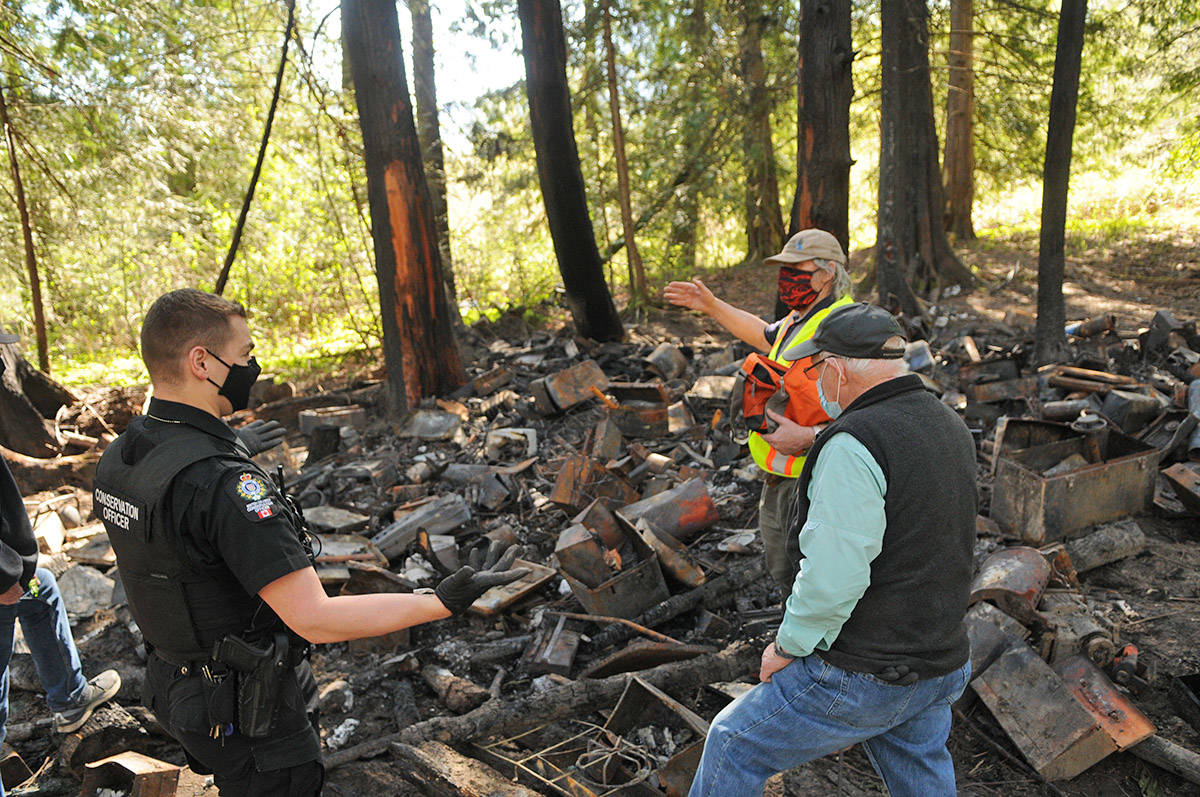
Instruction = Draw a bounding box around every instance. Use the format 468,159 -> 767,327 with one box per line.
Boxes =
237,420 -> 287,455
434,541 -> 529,614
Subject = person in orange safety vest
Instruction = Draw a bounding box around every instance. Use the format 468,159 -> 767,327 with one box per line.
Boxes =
664,229 -> 854,593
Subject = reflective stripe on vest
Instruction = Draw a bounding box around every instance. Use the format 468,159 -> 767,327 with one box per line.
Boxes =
748,295 -> 854,477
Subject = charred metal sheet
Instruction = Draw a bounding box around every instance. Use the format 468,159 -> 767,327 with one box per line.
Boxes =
645,343 -> 688,380
470,559 -> 557,617
1163,463 -> 1200,515
555,524 -> 613,589
472,365 -> 513,396
1168,674 -> 1200,734
572,499 -> 625,550
617,478 -> 718,543
991,430 -> 1158,543
609,402 -> 670,439
970,547 -> 1052,629
609,381 -> 671,405
582,641 -> 713,679
550,454 -> 639,514
964,603 -> 1024,679
963,375 -> 1038,403
958,358 -> 1020,386
532,360 -> 610,414
972,643 -> 1116,781
522,615 -> 580,677
80,751 -> 181,797
1054,655 -> 1155,750
636,519 -> 706,589
589,417 -> 624,462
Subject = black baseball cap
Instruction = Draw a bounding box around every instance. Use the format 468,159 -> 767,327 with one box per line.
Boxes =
782,303 -> 907,362
0,331 -> 17,344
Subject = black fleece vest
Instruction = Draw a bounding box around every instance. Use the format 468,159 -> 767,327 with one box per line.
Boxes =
785,374 -> 977,679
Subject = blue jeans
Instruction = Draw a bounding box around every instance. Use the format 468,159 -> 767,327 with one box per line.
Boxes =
689,654 -> 970,797
0,569 -> 88,769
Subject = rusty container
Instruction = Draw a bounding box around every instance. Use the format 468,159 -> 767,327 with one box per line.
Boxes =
990,428 -> 1158,544
969,547 -> 1051,629
616,478 -> 718,543
531,359 -> 609,414
561,530 -> 669,619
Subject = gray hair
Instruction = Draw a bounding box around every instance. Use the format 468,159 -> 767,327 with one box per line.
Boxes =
813,258 -> 852,298
833,337 -> 909,377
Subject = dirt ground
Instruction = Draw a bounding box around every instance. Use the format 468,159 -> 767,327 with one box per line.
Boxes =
7,233 -> 1200,796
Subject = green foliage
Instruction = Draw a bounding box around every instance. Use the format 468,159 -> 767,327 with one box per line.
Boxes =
0,0 -> 1198,390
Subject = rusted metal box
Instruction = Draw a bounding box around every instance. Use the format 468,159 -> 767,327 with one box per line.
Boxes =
531,360 -> 609,414
990,428 -> 1158,544
561,529 -> 669,619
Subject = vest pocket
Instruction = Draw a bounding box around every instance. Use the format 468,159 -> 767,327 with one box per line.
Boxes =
121,570 -> 204,654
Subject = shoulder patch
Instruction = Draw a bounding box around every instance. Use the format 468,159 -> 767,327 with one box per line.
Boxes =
226,470 -> 281,522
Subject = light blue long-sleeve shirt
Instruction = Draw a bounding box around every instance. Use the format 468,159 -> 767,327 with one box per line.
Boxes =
775,432 -> 888,658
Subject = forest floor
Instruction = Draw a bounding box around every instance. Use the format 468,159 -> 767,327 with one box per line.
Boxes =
7,229 -> 1200,796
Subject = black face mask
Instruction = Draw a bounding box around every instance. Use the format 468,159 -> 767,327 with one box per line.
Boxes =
204,349 -> 261,413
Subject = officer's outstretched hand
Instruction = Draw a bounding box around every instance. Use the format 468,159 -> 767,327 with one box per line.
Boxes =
434,541 -> 529,614
237,420 -> 287,455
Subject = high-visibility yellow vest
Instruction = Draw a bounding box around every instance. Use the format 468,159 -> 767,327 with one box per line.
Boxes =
748,295 -> 854,477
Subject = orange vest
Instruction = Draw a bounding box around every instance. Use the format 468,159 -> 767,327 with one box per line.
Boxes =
748,295 -> 853,476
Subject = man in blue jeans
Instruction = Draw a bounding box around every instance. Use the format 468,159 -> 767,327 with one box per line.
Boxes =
0,331 -> 119,795
689,305 -> 976,797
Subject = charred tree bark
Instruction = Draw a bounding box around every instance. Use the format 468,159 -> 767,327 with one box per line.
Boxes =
601,0 -> 647,305
215,0 -> 295,296
518,0 -> 625,341
407,0 -> 458,308
789,0 -> 853,250
876,0 -> 975,315
343,0 -> 465,414
0,82 -> 48,374
737,0 -> 786,264
325,640 -> 758,768
1035,0 -> 1086,365
943,0 -> 976,240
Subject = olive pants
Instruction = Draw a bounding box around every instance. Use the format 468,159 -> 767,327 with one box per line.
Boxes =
759,474 -> 800,596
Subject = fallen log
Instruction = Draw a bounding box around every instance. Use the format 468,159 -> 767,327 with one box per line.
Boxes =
587,557 -> 765,650
59,703 -> 151,776
390,741 -> 540,797
1,444 -> 100,492
1129,735 -> 1200,786
326,640 -> 758,770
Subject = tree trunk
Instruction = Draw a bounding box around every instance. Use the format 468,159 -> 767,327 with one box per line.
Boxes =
518,0 -> 625,341
407,0 -> 459,308
942,0 -> 976,240
342,0 -> 464,415
789,0 -> 853,251
0,81 -> 49,374
667,0 -> 708,275
601,0 -> 647,305
876,0 -> 974,316
737,0 -> 786,264
1035,0 -> 1087,365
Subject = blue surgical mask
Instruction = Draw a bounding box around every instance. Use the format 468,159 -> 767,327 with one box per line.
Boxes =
817,362 -> 843,419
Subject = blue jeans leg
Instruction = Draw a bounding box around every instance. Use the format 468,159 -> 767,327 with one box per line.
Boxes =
688,655 -> 970,797
13,568 -> 88,711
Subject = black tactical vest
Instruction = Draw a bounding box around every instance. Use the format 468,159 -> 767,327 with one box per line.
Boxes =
94,417 -> 274,663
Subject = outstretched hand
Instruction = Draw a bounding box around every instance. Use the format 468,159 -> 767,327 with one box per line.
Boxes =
237,419 -> 287,455
663,279 -> 716,314
434,541 -> 529,614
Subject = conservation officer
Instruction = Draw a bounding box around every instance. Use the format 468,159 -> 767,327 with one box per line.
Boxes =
94,289 -> 523,796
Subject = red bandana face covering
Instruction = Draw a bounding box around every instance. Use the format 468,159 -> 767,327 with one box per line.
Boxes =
778,267 -> 818,311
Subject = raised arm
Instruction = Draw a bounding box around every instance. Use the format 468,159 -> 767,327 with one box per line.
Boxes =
663,278 -> 770,352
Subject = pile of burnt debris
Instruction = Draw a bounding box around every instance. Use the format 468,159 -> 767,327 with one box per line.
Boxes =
7,305 -> 1200,795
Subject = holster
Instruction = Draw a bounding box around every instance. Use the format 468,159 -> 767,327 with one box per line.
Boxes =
212,632 -> 290,738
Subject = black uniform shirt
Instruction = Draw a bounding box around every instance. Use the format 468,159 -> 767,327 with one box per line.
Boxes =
142,398 -> 312,641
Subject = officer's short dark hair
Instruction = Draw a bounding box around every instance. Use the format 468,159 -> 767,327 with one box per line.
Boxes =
141,289 -> 247,385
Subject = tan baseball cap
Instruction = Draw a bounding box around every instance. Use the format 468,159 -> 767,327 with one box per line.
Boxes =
764,229 -> 847,267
